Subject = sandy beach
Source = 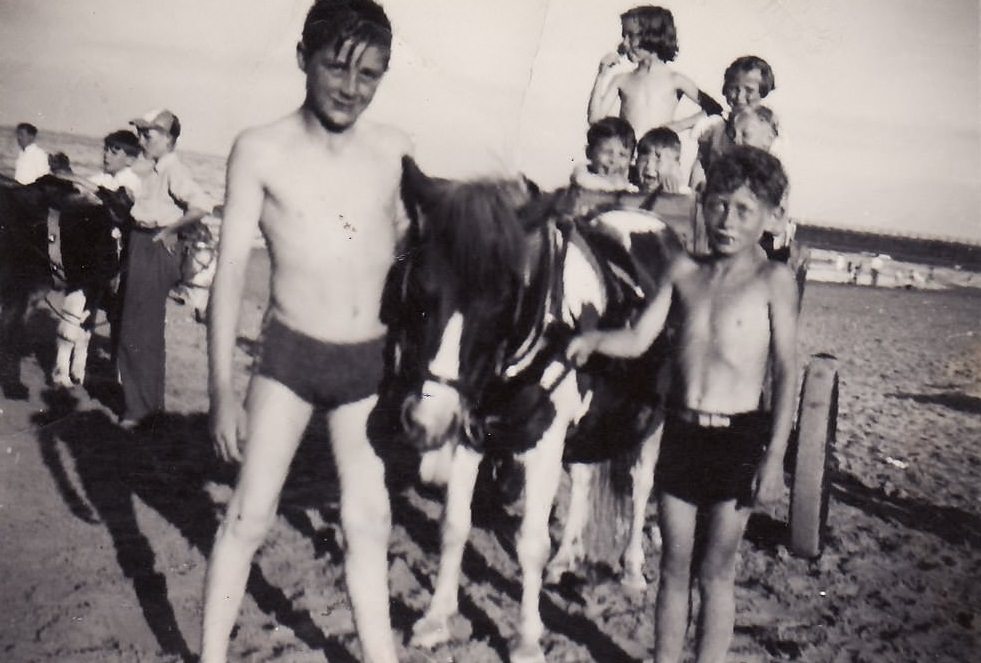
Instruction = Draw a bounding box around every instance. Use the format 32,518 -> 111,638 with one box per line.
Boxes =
0,246 -> 978,662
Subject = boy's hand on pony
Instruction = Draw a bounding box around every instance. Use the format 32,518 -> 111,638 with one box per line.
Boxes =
567,331 -> 602,367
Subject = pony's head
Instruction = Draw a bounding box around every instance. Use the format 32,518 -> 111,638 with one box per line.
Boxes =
385,156 -> 549,451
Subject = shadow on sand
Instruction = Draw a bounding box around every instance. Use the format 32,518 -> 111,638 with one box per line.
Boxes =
830,469 -> 981,548
392,487 -> 637,663
33,390 -> 365,662
886,390 -> 981,416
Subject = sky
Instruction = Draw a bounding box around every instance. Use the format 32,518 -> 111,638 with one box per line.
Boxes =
0,0 -> 978,241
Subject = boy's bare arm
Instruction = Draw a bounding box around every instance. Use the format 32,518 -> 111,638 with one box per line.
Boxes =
208,132 -> 265,460
587,55 -> 623,124
665,72 -> 724,133
756,264 -> 799,504
568,267 -> 674,363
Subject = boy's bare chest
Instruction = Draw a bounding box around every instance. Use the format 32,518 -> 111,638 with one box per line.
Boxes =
263,158 -> 399,236
674,279 -> 770,346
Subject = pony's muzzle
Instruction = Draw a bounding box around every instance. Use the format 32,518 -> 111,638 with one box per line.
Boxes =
401,391 -> 457,452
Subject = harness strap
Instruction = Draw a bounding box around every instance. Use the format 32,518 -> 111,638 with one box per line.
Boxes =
46,208 -> 67,288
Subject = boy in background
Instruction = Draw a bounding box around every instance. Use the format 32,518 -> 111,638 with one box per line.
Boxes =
118,108 -> 213,427
14,123 -> 50,184
690,55 -> 778,191
633,126 -> 689,195
568,146 -> 797,663
588,5 -> 722,188
571,116 -> 637,192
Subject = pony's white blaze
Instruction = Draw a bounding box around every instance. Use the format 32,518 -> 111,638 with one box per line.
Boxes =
411,311 -> 465,440
561,242 -> 606,325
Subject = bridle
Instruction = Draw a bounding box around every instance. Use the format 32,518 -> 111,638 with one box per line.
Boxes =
396,216 -> 581,449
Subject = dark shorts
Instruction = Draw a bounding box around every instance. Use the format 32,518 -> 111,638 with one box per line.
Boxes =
255,316 -> 385,409
656,410 -> 771,508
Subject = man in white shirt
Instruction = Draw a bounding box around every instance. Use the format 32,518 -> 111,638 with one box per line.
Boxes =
118,109 -> 212,426
14,123 -> 50,184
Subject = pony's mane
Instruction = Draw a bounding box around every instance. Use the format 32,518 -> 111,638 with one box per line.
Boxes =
423,177 -> 530,298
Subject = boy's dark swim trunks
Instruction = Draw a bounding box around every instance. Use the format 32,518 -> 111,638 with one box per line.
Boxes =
656,409 -> 771,508
255,316 -> 385,408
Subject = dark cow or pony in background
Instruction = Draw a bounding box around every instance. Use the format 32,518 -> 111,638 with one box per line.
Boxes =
170,208 -> 219,324
371,157 -> 682,662
0,174 -> 219,397
0,175 -> 126,397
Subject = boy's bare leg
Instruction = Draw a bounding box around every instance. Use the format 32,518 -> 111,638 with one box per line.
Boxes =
327,396 -> 398,663
694,500 -> 752,663
653,492 -> 698,663
201,377 -> 313,663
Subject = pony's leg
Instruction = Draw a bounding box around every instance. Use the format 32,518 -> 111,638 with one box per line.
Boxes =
411,443 -> 482,648
511,405 -> 569,662
622,412 -> 664,591
70,328 -> 91,385
328,396 -> 398,663
52,333 -> 74,388
545,462 -> 592,584
418,440 -> 455,486
52,290 -> 88,388
0,286 -> 30,399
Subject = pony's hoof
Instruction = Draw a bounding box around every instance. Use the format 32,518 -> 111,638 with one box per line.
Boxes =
51,371 -> 72,389
621,570 -> 648,593
509,640 -> 546,663
545,562 -> 570,585
545,555 -> 581,584
410,615 -> 452,649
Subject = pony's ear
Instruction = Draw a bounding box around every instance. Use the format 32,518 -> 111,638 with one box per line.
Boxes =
520,174 -> 541,199
402,155 -> 438,203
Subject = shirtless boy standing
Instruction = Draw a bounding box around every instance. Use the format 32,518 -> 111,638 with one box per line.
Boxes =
202,2 -> 411,662
568,146 -> 797,663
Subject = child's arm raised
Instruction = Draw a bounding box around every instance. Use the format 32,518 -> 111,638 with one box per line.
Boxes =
665,72 -> 724,134
587,53 -> 624,124
754,263 -> 799,506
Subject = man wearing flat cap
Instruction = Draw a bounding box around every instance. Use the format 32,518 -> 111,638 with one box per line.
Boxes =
118,108 -> 213,427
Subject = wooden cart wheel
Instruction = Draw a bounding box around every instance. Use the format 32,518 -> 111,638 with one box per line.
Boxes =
789,354 -> 838,558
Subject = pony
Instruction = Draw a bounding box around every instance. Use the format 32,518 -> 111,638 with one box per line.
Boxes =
0,176 -> 125,395
0,175 -> 218,394
376,157 -> 682,662
170,210 -> 219,324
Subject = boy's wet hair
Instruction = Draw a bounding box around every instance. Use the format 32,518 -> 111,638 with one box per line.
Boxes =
733,105 -> 779,136
16,123 -> 38,136
586,116 -> 636,154
705,146 -> 787,209
637,126 -> 681,156
300,0 -> 392,66
723,55 -> 776,98
104,130 -> 141,158
621,5 -> 678,62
